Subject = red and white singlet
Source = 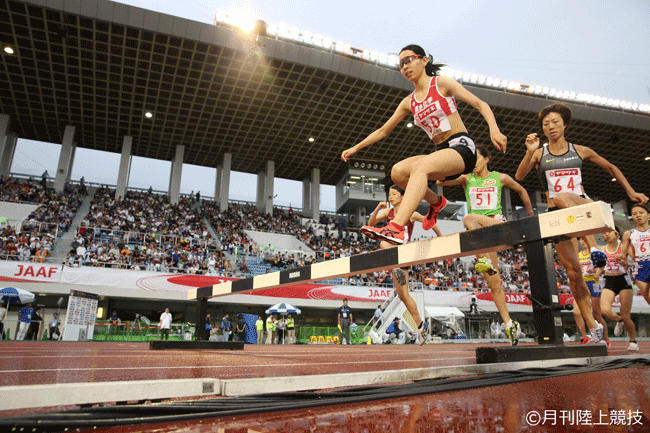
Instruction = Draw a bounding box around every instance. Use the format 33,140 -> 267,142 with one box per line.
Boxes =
602,243 -> 625,275
410,76 -> 458,140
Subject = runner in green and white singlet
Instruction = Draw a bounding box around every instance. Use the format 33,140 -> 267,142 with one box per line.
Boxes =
440,145 -> 534,345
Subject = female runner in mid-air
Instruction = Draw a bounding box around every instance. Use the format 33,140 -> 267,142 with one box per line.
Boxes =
341,44 -> 507,246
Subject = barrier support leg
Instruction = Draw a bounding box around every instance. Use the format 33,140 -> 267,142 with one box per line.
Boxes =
196,297 -> 208,341
525,239 -> 564,345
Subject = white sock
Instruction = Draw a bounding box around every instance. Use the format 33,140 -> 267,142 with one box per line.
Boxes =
505,320 -> 513,329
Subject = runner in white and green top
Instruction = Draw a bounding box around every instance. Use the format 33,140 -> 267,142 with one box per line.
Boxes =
464,170 -> 504,218
439,145 -> 534,346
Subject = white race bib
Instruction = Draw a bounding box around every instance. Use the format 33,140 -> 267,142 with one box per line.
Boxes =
469,186 -> 498,210
546,168 -> 582,198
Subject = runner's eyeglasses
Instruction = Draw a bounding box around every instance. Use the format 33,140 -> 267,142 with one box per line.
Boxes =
399,54 -> 422,69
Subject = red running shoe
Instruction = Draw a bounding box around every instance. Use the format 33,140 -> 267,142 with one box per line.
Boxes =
580,337 -> 590,344
360,222 -> 407,245
422,196 -> 447,230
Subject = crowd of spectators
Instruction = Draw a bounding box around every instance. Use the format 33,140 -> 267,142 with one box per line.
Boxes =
64,187 -> 228,272
1,178 -> 574,294
0,175 -> 85,261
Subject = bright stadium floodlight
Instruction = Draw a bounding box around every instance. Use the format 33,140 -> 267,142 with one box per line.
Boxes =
562,90 -> 570,98
228,11 -> 256,32
361,50 -> 370,60
215,11 -> 227,22
613,99 -> 620,106
387,54 -> 398,67
322,37 -> 333,49
632,103 -> 638,110
267,24 -> 278,36
549,89 -> 556,97
378,53 -> 388,64
542,86 -> 549,95
370,51 -> 379,61
302,31 -> 312,43
470,74 -> 478,83
493,79 -> 500,87
501,80 -> 508,88
454,70 -> 463,80
277,23 -> 290,38
312,33 -> 322,46
439,67 -> 453,77
288,27 -> 301,41
478,75 -> 486,85
335,41 -> 345,52
486,77 -> 493,86
568,92 -> 576,99
462,72 -> 471,82
534,85 -> 542,94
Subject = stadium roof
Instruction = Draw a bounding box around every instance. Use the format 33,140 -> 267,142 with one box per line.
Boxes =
1,0 -> 649,208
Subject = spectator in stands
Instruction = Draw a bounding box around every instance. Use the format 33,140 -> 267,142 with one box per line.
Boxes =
34,245 -> 49,263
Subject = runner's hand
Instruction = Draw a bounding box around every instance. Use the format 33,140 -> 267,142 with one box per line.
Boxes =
629,191 -> 649,205
491,131 -> 507,153
341,145 -> 359,162
525,133 -> 540,152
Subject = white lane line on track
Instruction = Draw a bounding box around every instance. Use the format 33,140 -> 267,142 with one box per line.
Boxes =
0,349 -> 477,358
0,356 -> 474,374
0,351 -> 474,359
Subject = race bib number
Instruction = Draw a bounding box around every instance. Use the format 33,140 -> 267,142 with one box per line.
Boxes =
545,168 -> 582,198
469,186 -> 498,210
414,99 -> 452,138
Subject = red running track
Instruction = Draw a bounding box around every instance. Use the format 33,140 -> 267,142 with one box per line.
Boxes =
1,341 -> 649,432
0,340 -> 646,387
